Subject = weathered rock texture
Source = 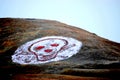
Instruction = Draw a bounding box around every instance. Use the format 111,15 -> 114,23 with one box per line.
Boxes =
0,18 -> 120,80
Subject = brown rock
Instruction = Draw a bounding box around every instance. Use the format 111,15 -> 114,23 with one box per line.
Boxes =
12,74 -> 111,80
0,18 -> 120,80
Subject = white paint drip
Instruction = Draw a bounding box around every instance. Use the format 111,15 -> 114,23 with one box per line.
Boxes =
12,36 -> 82,64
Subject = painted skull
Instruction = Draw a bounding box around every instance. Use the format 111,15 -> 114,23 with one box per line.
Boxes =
29,38 -> 68,61
12,36 -> 82,64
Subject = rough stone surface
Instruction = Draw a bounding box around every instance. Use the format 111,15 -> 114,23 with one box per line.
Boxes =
0,18 -> 120,80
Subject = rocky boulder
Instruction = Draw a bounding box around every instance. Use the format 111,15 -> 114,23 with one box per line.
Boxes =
0,18 -> 120,80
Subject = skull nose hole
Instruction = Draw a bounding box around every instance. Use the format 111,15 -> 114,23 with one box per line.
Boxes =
44,49 -> 53,53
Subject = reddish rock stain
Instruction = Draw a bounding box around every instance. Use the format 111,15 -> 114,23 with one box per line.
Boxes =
44,49 -> 53,53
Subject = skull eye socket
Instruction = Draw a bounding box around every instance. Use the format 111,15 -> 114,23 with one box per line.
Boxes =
51,43 -> 59,47
35,46 -> 45,50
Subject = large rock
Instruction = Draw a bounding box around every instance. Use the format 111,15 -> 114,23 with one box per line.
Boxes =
0,18 -> 120,80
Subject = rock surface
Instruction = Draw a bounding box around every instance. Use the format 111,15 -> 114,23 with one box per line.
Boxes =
0,18 -> 120,80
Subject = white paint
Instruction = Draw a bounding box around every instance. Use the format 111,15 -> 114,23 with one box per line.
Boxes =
12,36 -> 82,64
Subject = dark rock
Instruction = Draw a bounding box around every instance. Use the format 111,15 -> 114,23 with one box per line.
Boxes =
0,18 -> 120,80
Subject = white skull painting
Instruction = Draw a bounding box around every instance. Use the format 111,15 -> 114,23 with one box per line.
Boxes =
12,36 -> 82,64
